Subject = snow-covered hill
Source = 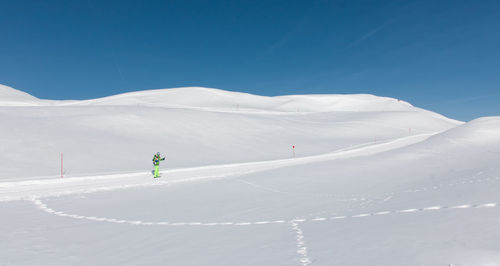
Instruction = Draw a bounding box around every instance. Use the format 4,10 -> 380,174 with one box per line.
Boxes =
0,85 -> 460,179
68,87 -> 416,112
0,84 -> 41,106
1,84 -> 499,265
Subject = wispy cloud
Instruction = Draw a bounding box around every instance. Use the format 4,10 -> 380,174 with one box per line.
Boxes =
348,17 -> 398,48
256,28 -> 299,61
255,3 -> 315,61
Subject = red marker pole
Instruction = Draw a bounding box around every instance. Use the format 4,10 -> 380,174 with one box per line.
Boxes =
292,145 -> 295,158
61,153 -> 63,178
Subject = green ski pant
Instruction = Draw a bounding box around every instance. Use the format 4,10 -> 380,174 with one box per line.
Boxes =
154,165 -> 160,177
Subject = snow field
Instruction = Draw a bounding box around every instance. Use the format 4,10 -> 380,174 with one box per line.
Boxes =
1,85 -> 500,265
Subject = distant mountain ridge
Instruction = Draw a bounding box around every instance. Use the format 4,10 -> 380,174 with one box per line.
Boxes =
0,84 -> 450,117
66,86 -> 416,112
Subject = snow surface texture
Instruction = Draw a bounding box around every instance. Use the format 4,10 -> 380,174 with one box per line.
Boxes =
1,84 -> 499,265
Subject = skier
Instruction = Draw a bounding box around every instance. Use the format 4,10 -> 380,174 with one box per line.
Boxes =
152,152 -> 165,178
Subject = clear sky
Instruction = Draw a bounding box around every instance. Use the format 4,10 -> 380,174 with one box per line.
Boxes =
1,0 -> 499,121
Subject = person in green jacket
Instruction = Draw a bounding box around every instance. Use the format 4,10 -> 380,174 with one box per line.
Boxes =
152,152 -> 165,178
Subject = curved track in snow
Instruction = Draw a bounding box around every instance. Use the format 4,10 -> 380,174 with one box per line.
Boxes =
3,131 -> 499,265
0,133 -> 433,202
30,197 -> 498,228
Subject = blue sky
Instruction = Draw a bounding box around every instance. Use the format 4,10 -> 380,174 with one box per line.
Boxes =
1,0 -> 499,121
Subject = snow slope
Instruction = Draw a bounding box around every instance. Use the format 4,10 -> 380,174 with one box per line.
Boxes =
0,85 -> 460,179
1,85 -> 499,265
0,84 -> 41,106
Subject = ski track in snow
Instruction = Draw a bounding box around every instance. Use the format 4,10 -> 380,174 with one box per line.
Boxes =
232,171 -> 500,212
232,178 -> 288,194
30,198 -> 499,265
30,197 -> 498,227
0,133 -> 435,202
